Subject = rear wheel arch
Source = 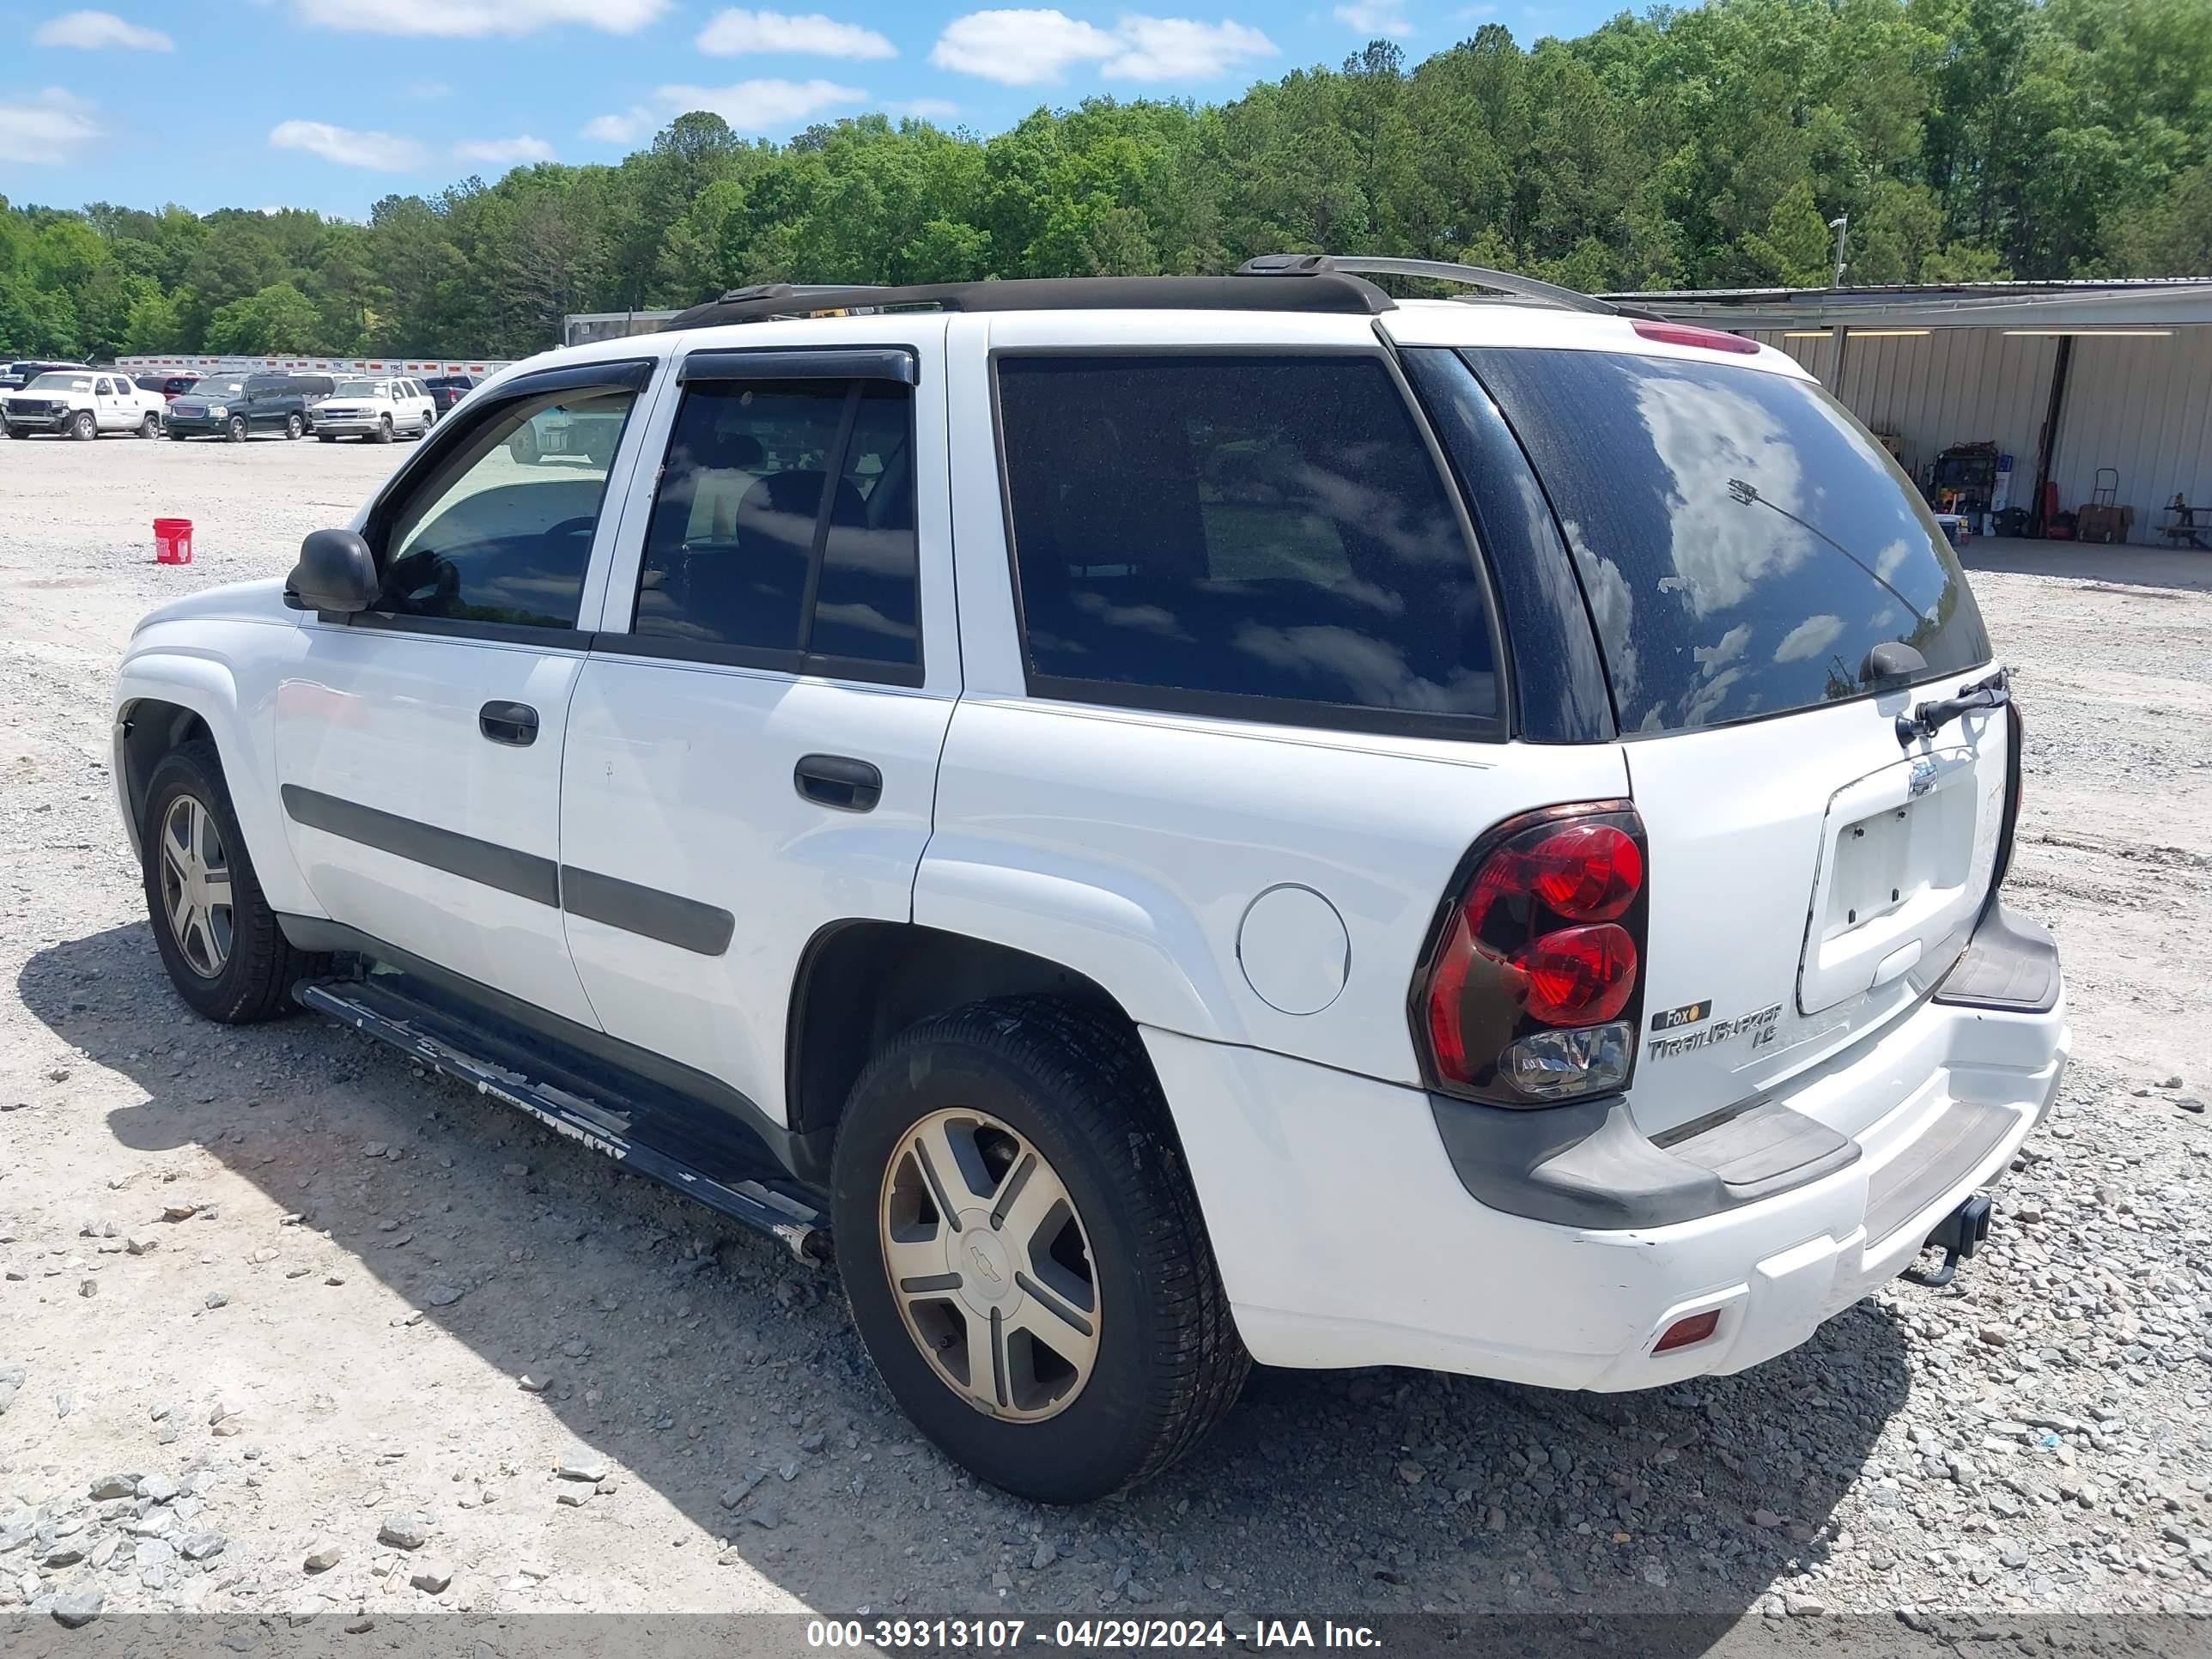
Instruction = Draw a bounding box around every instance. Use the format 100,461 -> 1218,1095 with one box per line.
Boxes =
786,921 -> 1146,1157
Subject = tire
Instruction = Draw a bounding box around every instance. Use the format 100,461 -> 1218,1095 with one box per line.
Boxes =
227,415 -> 247,443
283,413 -> 303,441
138,412 -> 160,439
832,996 -> 1248,1504
141,740 -> 327,1024
374,414 -> 393,445
508,428 -> 539,465
169,430 -> 188,441
71,410 -> 96,441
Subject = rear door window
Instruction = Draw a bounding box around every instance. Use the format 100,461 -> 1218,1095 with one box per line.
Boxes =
1465,347 -> 1990,734
631,376 -> 921,675
995,354 -> 1498,733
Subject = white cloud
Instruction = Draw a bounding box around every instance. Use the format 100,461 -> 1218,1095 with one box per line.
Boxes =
453,134 -> 556,165
33,9 -> 173,50
293,0 -> 669,39
930,9 -> 1119,84
581,111 -> 649,143
1772,613 -> 1845,663
932,9 -> 1269,85
269,119 -> 430,171
0,87 -> 100,162
890,96 -> 962,118
1334,1 -> 1410,33
583,78 -> 865,143
1103,16 -> 1273,80
697,8 -> 895,58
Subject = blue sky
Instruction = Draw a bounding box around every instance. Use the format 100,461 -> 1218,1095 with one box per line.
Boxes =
2,0 -> 1628,217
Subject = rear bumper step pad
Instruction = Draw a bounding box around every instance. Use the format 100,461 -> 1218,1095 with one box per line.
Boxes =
295,979 -> 828,1261
1862,1096 -> 2015,1249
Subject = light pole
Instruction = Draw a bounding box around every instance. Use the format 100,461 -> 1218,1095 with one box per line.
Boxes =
1828,215 -> 1850,288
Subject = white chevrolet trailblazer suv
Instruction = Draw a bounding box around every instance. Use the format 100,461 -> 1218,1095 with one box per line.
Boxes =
3,367 -> 167,440
112,258 -> 2068,1504
311,375 -> 438,443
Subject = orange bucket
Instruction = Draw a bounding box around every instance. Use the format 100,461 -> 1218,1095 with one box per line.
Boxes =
154,518 -> 193,564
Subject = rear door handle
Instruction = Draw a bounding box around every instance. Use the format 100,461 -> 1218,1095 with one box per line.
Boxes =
794,753 -> 882,812
479,701 -> 539,746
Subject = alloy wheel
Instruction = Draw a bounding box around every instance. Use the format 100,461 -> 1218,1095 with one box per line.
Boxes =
878,1108 -> 1103,1421
158,794 -> 234,978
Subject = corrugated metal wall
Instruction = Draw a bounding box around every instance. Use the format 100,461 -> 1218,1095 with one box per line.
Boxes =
2048,328 -> 2212,542
1745,324 -> 2212,544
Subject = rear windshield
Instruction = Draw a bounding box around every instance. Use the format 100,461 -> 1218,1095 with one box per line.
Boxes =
1467,347 -> 1990,734
997,353 -> 1498,733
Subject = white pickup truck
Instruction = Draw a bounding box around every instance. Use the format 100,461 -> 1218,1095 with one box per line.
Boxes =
112,259 -> 2067,1503
311,375 -> 438,443
3,368 -> 167,440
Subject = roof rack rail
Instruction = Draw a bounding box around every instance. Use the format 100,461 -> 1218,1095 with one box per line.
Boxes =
1238,252 -> 1622,316
663,272 -> 1395,331
713,283 -> 890,304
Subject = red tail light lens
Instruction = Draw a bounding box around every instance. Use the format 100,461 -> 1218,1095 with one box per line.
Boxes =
1510,923 -> 1638,1025
1416,803 -> 1649,1106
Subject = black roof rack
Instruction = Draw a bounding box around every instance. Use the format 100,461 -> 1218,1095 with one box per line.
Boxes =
1239,252 -> 1621,316
661,272 -> 1395,331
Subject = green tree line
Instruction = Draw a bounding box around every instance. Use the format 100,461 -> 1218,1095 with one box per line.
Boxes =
3,0 -> 2206,362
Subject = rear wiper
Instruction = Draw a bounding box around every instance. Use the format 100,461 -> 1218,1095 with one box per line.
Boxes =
1895,667 -> 2010,746
1726,477 -> 1923,621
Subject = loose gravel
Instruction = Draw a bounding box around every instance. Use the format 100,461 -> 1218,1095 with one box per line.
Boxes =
3,432 -> 2210,1630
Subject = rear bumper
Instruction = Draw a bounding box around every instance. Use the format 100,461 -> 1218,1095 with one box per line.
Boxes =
1146,904 -> 2067,1391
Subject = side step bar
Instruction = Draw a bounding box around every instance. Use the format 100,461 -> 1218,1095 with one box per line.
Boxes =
295,979 -> 829,1262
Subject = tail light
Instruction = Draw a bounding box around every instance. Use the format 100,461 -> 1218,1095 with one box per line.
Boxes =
1413,801 -> 1649,1106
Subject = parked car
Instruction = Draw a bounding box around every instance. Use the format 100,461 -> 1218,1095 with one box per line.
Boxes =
111,260 -> 2064,1504
311,376 -> 437,443
423,374 -> 477,416
166,373 -> 327,441
2,368 -> 167,439
135,373 -> 206,401
2,360 -> 88,403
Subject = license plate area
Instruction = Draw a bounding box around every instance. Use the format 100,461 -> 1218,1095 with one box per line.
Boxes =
1824,802 -> 1920,940
1800,747 -> 1988,1015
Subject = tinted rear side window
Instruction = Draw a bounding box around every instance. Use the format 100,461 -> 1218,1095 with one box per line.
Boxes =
1468,348 -> 1990,734
997,355 -> 1498,732
632,377 -> 921,674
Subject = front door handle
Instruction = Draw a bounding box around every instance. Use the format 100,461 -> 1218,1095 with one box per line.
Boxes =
794,753 -> 882,812
479,701 -> 539,746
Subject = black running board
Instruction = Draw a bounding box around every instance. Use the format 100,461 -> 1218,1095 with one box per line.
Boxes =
295,979 -> 829,1261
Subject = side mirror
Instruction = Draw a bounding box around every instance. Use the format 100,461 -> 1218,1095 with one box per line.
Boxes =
287,528 -> 379,615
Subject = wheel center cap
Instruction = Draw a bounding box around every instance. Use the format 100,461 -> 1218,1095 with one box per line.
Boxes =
950,1212 -> 1018,1316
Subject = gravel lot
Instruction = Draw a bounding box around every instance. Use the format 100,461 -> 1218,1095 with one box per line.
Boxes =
3,431 -> 2210,1636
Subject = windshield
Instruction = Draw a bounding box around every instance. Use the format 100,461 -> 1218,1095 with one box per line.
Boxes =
1465,346 -> 1990,734
27,374 -> 92,392
331,380 -> 384,398
191,381 -> 246,400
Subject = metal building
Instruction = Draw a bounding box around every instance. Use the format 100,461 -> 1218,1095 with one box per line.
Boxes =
1609,279 -> 2212,549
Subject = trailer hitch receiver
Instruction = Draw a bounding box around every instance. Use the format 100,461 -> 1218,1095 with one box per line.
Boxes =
1902,1194 -> 1993,1288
